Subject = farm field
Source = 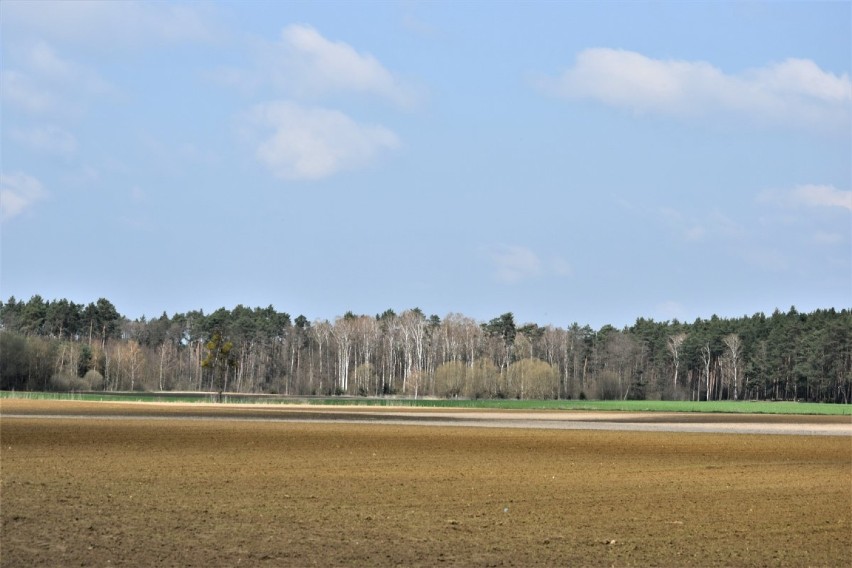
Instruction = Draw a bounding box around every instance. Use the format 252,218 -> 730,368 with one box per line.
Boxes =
1,400 -> 851,567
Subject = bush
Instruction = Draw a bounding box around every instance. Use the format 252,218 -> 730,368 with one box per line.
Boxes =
84,370 -> 104,390
507,358 -> 558,400
434,361 -> 466,398
52,372 -> 101,392
597,372 -> 623,400
49,374 -> 73,392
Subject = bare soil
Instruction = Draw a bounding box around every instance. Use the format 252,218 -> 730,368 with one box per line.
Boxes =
2,400 -> 850,567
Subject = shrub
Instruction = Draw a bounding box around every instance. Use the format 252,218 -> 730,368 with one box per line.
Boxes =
84,370 -> 104,390
49,374 -> 69,392
51,373 -> 90,392
597,371 -> 623,400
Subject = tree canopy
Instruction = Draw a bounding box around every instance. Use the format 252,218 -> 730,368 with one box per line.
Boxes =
1,296 -> 849,403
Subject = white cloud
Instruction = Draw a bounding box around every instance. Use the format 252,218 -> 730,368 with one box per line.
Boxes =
277,24 -> 414,105
28,41 -> 113,93
0,70 -> 55,113
0,172 -> 46,221
219,26 -> 417,180
486,247 -> 571,284
217,24 -> 418,107
27,40 -> 77,81
541,48 -> 851,132
1,41 -> 114,116
759,184 -> 852,211
550,256 -> 573,277
10,125 -> 78,157
811,231 -> 845,245
790,185 -> 852,211
489,245 -> 543,284
245,101 -> 400,180
751,58 -> 851,103
660,207 -> 743,242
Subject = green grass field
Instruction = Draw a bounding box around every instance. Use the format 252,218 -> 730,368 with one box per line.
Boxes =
1,391 -> 849,415
317,397 -> 852,415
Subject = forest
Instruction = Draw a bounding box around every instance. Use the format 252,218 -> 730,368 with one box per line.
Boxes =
0,295 -> 850,403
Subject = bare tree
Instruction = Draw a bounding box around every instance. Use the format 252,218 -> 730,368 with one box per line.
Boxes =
312,320 -> 332,394
377,313 -> 398,394
667,332 -> 687,392
723,333 -> 743,401
157,341 -> 175,391
331,317 -> 353,394
440,313 -> 468,364
398,310 -> 426,394
604,331 -> 640,400
701,343 -> 712,401
354,316 -> 380,395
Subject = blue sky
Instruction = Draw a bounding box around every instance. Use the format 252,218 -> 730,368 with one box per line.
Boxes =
1,1 -> 850,329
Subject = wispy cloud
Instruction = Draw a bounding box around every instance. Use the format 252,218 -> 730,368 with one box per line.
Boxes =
550,256 -> 573,277
489,245 -> 543,284
243,101 -> 400,180
1,41 -> 114,117
811,231 -> 845,245
789,185 -> 852,211
215,25 -> 419,108
656,184 -> 850,276
10,125 -> 78,158
758,184 -> 852,211
658,204 -> 798,272
0,70 -> 55,113
62,165 -> 100,187
539,48 -> 851,133
660,207 -> 744,242
2,0 -> 216,47
487,246 -> 572,284
0,172 -> 47,221
277,24 -> 417,106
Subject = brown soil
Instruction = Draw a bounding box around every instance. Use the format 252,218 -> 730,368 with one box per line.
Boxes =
2,400 -> 850,567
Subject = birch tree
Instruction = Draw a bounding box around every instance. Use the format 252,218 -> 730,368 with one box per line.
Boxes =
312,320 -> 332,394
701,343 -> 712,401
667,332 -> 687,392
332,316 -> 354,394
723,333 -> 742,400
399,309 -> 426,393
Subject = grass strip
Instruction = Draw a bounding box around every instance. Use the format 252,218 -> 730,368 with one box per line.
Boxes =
1,391 -> 849,415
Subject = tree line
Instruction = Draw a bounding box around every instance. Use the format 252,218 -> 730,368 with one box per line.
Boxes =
1,295 -> 850,403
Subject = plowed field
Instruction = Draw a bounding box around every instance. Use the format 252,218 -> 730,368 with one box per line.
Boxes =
2,400 -> 850,567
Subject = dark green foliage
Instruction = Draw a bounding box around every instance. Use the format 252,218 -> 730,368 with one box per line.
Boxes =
78,344 -> 92,377
483,312 -> 516,346
0,332 -> 28,390
0,332 -> 56,391
518,323 -> 544,342
201,330 -> 238,392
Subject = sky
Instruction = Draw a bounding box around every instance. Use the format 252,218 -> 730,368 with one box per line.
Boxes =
1,1 -> 850,329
